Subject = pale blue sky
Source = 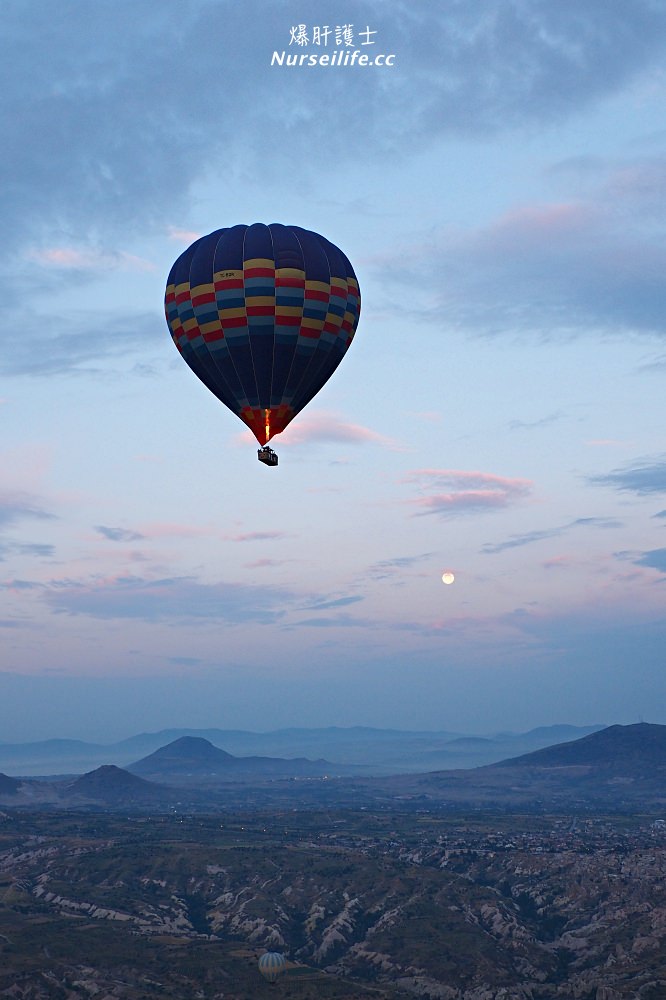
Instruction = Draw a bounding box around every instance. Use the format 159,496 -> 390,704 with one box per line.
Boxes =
1,1 -> 665,741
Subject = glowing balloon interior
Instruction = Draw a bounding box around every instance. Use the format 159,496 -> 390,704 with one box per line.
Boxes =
165,223 -> 361,448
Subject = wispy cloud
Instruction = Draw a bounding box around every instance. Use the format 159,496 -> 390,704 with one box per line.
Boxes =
483,516 -> 622,555
40,574 -> 296,625
95,525 -> 145,543
94,522 -> 218,543
0,541 -> 55,562
0,312 -> 162,377
167,227 -> 201,244
588,455 -> 666,494
1,579 -> 44,592
29,246 -> 155,272
263,413 -> 399,450
404,469 -> 532,517
366,552 -> 434,581
635,549 -> 666,574
586,439 -> 631,448
243,558 -> 290,569
542,555 -> 574,570
27,573 -> 373,627
640,353 -> 666,373
0,492 -> 54,528
509,412 -> 563,431
293,612 -> 374,629
301,596 -> 364,612
6,2 -> 665,265
375,146 -> 666,342
230,531 -> 289,543
138,523 -> 216,540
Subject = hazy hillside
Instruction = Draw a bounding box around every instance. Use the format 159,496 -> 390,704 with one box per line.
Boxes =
0,724 -> 606,776
127,736 -> 340,783
65,765 -> 172,805
0,773 -> 20,796
368,723 -> 666,812
0,723 -> 664,814
492,721 -> 666,770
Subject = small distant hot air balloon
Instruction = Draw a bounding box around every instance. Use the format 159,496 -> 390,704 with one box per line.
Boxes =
258,951 -> 286,983
165,223 -> 361,466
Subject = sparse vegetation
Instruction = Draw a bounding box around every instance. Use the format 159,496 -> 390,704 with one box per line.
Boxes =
1,809 -> 666,997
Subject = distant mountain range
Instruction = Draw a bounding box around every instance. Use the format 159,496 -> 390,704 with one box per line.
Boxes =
493,722 -> 666,771
0,773 -> 20,796
373,722 -> 666,811
0,723 -> 606,777
65,765 -> 167,805
126,735 -> 341,782
0,723 -> 664,813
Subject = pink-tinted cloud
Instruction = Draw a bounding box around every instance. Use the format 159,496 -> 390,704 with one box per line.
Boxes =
542,555 -> 574,570
372,168 -> 666,339
137,522 -> 216,540
281,412 -> 401,449
230,531 -> 289,543
168,226 -> 201,243
404,469 -> 532,516
480,201 -> 597,251
29,247 -> 155,271
243,558 -> 290,569
237,412 -> 400,450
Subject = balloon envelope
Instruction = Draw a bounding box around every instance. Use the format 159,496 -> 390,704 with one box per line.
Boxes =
258,951 -> 286,983
165,223 -> 361,444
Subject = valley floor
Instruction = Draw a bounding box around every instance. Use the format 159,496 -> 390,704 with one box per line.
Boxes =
1,809 -> 665,998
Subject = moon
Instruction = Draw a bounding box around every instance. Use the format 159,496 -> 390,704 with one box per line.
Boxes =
441,571 -> 455,585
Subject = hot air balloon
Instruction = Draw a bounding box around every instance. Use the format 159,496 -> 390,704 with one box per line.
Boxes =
258,951 -> 286,983
165,223 -> 361,466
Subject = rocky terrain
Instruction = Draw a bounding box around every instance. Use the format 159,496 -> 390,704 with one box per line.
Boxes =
1,810 -> 665,998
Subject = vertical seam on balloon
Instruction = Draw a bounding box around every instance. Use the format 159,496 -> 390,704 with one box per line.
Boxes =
212,226 -> 253,414
267,223 -> 277,435
208,228 -> 249,412
285,228 -> 331,411
191,230 -> 240,414
173,240 -> 225,405
277,225 -> 309,405
242,224 -> 262,416
289,233 -> 336,413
